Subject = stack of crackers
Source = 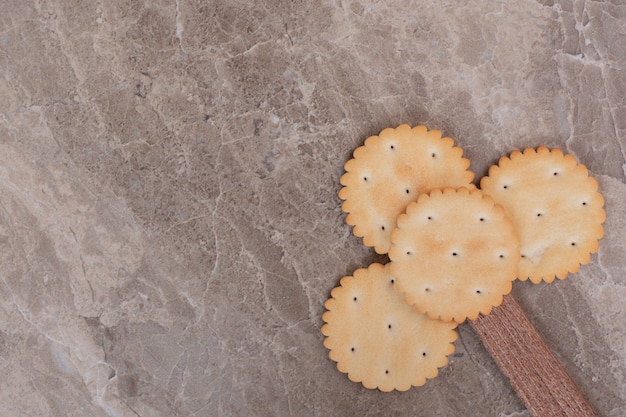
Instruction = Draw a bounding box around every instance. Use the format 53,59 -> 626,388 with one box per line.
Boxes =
322,125 -> 605,392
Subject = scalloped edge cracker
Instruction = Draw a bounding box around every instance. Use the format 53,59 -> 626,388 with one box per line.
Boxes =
480,146 -> 606,284
321,263 -> 458,392
389,187 -> 520,323
339,124 -> 474,254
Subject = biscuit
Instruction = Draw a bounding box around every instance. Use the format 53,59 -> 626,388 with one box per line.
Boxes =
480,146 -> 606,284
339,124 -> 474,254
389,187 -> 520,323
321,263 -> 458,392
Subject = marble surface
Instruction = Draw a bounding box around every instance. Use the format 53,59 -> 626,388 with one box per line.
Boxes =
0,0 -> 624,416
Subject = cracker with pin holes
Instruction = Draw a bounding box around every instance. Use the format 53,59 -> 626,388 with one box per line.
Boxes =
338,124 -> 474,254
389,187 -> 520,323
480,146 -> 605,284
321,263 -> 458,392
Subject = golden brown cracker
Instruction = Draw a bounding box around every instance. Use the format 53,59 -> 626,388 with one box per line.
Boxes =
389,187 -> 520,323
480,146 -> 606,284
339,124 -> 474,254
321,263 -> 458,392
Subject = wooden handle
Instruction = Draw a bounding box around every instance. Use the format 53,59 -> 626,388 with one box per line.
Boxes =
469,294 -> 597,417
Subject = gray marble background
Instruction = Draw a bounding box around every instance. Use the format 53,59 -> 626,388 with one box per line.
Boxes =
0,1 -> 624,416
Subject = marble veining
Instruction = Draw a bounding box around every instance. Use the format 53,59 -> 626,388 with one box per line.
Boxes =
0,0 -> 624,416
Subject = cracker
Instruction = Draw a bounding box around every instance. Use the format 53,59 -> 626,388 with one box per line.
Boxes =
321,263 -> 458,392
480,146 -> 606,284
339,124 -> 474,254
389,187 -> 520,323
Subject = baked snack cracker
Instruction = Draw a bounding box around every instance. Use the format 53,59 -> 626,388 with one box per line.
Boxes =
480,146 -> 605,284
339,124 -> 474,254
389,187 -> 520,323
321,263 -> 458,392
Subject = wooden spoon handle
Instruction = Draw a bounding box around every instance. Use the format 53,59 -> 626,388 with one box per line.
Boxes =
469,294 -> 597,417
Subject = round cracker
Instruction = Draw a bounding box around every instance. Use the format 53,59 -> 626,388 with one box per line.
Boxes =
480,146 -> 606,284
321,263 -> 458,392
339,124 -> 474,254
389,187 -> 520,323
